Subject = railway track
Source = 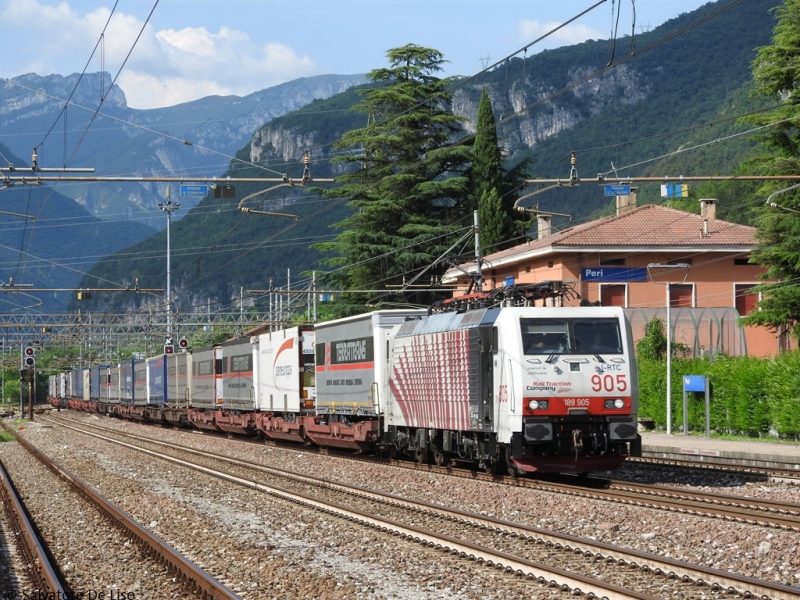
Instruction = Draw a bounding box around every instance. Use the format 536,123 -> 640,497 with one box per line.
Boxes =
0,456 -> 63,596
0,422 -> 242,600
44,414 -> 800,530
628,455 -> 800,483
38,414 -> 800,599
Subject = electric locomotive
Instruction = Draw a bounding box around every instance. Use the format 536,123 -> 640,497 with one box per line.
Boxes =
382,281 -> 641,473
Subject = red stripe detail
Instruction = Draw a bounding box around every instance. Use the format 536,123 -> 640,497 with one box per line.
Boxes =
328,362 -> 374,371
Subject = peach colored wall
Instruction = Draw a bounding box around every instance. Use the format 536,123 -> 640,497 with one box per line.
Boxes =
454,250 -> 789,357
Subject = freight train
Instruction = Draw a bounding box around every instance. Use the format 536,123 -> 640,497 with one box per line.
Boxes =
48,281 -> 642,474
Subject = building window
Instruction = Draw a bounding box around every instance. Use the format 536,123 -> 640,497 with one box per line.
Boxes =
600,258 -> 626,266
735,284 -> 759,316
600,284 -> 627,307
669,284 -> 694,308
734,257 -> 751,266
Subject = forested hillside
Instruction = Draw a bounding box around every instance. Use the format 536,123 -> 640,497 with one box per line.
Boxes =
0,144 -> 156,311
74,0 -> 782,315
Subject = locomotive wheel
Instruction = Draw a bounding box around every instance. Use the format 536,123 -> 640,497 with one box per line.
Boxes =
504,449 -> 520,477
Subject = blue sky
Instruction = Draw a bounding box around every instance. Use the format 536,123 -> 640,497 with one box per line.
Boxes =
1,0 -> 714,109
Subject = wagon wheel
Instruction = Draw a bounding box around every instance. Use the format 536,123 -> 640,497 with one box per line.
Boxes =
414,447 -> 428,464
433,450 -> 447,466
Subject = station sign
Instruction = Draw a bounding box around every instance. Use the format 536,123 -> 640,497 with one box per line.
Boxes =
582,267 -> 647,282
604,184 -> 631,196
180,184 -> 209,196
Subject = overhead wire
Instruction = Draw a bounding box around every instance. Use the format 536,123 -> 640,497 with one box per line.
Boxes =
35,1 -> 120,152
0,0 -> 770,316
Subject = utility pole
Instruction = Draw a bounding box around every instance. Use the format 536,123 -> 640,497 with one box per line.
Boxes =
158,187 -> 180,335
473,210 -> 483,292
647,263 -> 690,436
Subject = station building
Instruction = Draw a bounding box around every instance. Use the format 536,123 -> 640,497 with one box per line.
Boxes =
443,198 -> 792,358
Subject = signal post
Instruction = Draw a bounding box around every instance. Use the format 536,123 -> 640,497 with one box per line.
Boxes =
22,346 -> 35,420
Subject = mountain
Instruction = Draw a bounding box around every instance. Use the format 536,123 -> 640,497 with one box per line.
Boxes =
0,72 -> 367,230
70,0 -> 786,315
0,144 -> 156,312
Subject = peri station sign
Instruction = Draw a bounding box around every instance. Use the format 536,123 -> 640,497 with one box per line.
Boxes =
582,267 -> 648,282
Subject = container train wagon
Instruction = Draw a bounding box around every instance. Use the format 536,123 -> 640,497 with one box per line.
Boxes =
48,282 -> 642,474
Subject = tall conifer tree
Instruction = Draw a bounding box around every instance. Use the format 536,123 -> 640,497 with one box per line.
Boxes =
315,45 -> 470,302
739,0 -> 800,340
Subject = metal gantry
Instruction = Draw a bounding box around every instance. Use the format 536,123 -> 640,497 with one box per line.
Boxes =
0,311 -> 276,361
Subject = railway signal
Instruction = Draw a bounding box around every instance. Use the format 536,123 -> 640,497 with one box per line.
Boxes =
178,337 -> 189,350
23,346 -> 35,367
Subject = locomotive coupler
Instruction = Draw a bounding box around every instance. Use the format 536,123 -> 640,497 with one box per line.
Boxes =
572,429 -> 584,460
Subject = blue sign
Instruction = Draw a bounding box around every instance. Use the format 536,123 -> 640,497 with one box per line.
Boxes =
683,375 -> 707,393
604,184 -> 631,196
503,276 -> 515,287
180,184 -> 209,196
581,267 -> 647,282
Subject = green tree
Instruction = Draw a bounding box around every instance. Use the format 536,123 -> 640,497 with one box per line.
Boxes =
471,89 -> 511,252
470,88 -> 533,253
636,317 -> 667,361
478,188 -> 507,253
314,44 -> 471,303
471,90 -> 503,208
738,0 -> 800,340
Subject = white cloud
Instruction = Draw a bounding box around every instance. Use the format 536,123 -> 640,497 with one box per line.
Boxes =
518,19 -> 606,50
1,0 -> 317,109
121,26 -> 316,108
116,72 -> 232,109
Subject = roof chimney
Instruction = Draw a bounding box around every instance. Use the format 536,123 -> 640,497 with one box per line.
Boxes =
700,198 -> 716,220
537,214 -> 552,239
616,187 -> 637,215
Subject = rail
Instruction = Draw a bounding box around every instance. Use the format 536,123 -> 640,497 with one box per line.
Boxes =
0,454 -> 65,595
6,424 -> 242,600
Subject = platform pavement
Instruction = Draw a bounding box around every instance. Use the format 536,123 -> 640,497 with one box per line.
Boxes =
639,431 -> 800,471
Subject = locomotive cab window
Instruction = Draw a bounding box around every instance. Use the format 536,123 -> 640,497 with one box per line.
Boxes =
573,318 -> 622,354
521,317 -> 622,355
521,319 -> 570,355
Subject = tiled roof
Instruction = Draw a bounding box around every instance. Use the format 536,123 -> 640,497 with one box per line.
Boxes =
450,204 -> 756,274
500,203 -> 751,254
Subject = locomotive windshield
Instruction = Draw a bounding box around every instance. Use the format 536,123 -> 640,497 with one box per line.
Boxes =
521,317 -> 622,355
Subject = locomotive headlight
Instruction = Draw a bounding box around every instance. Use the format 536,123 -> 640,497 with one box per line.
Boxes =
528,400 -> 549,410
605,399 -> 625,409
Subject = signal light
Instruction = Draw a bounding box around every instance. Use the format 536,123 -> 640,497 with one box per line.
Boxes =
24,346 -> 35,367
178,337 -> 188,350
164,345 -> 174,354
